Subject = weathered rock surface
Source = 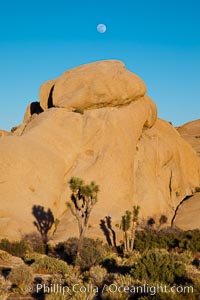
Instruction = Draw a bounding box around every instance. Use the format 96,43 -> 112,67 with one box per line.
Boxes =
40,79 -> 57,110
177,119 -> 200,157
0,250 -> 24,269
173,193 -> 200,230
40,60 -> 146,111
172,120 -> 200,230
23,101 -> 43,123
0,130 -> 10,137
0,60 -> 200,241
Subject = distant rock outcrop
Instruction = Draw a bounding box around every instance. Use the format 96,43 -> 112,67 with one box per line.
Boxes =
0,130 -> 10,137
177,119 -> 200,157
0,60 -> 200,241
173,193 -> 200,230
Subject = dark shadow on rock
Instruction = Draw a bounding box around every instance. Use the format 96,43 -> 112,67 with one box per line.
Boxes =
100,216 -> 117,248
100,219 -> 112,246
1,267 -> 11,277
48,85 -> 55,108
106,216 -> 117,248
32,205 -> 54,254
30,101 -> 44,115
147,217 -> 155,227
31,277 -> 46,300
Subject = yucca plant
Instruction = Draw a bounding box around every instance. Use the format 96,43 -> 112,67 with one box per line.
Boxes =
67,177 -> 99,260
120,205 -> 140,254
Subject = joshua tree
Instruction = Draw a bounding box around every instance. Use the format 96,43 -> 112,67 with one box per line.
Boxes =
121,210 -> 131,253
67,177 -> 99,258
120,205 -> 140,254
130,205 -> 140,250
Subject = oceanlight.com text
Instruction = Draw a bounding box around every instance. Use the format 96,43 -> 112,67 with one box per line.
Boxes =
34,283 -> 194,296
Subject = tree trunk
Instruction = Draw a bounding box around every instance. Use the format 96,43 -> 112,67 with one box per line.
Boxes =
76,225 -> 87,265
130,222 -> 136,252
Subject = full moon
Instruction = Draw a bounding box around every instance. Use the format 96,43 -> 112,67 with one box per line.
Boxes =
97,24 -> 106,33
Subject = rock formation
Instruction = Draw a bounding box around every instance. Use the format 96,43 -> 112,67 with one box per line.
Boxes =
0,130 -> 10,137
0,60 -> 200,242
177,119 -> 200,157
172,120 -> 200,230
173,193 -> 200,230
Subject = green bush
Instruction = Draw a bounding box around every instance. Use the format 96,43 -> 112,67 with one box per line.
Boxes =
0,275 -> 9,299
85,265 -> 108,287
121,251 -> 141,266
101,274 -> 137,300
31,255 -> 69,274
45,293 -> 67,300
0,250 -> 11,261
78,238 -> 110,271
23,251 -> 45,264
60,237 -> 110,270
137,293 -> 197,300
173,250 -> 194,265
195,186 -> 200,192
8,264 -> 33,288
45,275 -> 67,300
0,239 -> 29,258
134,228 -> 200,252
130,249 -> 186,285
62,237 -> 79,264
22,232 -> 46,254
179,230 -> 200,252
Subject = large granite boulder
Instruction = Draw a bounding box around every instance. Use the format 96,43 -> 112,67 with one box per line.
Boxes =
40,60 -> 146,111
0,60 -> 199,242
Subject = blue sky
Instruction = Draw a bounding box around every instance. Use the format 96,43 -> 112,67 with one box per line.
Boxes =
0,0 -> 199,131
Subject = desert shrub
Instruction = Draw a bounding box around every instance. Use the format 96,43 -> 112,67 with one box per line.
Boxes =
137,294 -> 196,300
0,275 -> 9,299
0,250 -> 11,261
61,237 -> 110,270
134,230 -> 165,251
45,294 -> 67,300
179,230 -> 200,252
44,274 -> 67,300
62,237 -> 79,264
64,266 -> 83,291
8,264 -> 33,288
101,274 -> 137,300
134,228 -> 200,252
23,251 -> 45,264
0,239 -> 29,258
11,125 -> 18,133
0,292 -> 9,300
195,186 -> 200,192
121,251 -> 141,266
22,232 -> 46,254
85,265 -> 108,287
173,250 -> 194,265
31,256 -> 69,274
130,249 -> 186,285
78,238 -> 110,270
